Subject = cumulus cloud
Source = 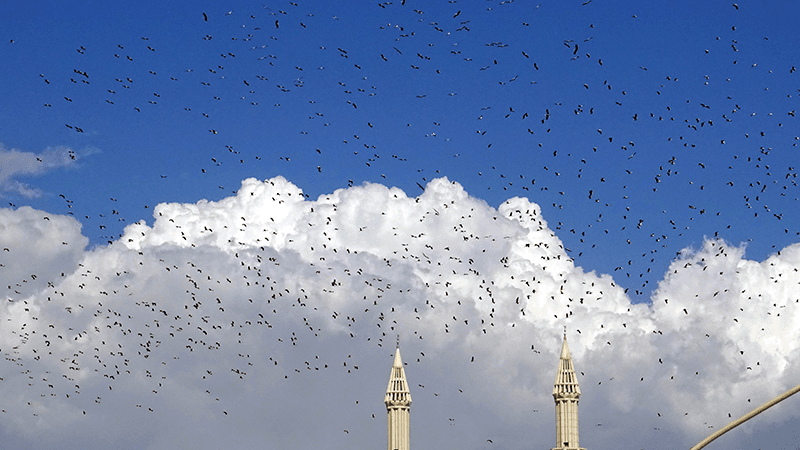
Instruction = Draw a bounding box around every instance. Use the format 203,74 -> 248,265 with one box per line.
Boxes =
0,144 -> 89,198
0,206 -> 88,296
1,177 -> 799,450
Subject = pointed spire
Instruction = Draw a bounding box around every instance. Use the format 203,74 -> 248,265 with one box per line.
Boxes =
554,331 -> 580,397
386,342 -> 411,450
392,346 -> 404,369
385,344 -> 412,406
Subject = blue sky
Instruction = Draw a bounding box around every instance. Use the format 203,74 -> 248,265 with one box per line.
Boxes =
2,1 -> 800,449
3,0 -> 799,302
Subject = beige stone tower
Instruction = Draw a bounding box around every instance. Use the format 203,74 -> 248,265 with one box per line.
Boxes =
384,341 -> 411,450
552,331 -> 586,450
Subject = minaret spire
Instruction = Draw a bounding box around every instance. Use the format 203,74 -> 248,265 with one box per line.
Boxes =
385,340 -> 411,450
552,331 -> 586,450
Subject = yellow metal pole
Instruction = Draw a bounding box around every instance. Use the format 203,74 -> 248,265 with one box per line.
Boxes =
690,383 -> 800,450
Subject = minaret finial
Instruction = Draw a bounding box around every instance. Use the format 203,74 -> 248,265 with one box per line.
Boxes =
396,334 -> 400,349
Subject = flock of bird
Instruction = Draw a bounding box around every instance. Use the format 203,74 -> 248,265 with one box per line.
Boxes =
2,1 -> 800,449
7,0 -> 795,303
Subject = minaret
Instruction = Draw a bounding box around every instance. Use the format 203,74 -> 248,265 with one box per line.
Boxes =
385,339 -> 411,450
552,331 -> 586,450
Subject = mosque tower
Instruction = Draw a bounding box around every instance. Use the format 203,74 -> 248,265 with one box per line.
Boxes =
385,340 -> 412,450
552,331 -> 586,450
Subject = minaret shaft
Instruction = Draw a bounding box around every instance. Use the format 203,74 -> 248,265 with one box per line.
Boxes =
552,333 -> 586,450
387,405 -> 410,450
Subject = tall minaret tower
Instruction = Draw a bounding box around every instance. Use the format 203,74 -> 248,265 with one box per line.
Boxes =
385,339 -> 411,450
552,331 -> 586,450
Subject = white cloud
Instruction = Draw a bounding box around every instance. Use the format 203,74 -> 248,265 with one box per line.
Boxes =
1,177 -> 799,450
0,206 -> 88,297
0,144 -> 85,198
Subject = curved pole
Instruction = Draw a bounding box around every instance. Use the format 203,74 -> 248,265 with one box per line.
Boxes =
690,383 -> 800,450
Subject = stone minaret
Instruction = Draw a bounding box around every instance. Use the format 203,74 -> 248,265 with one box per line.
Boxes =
552,331 -> 586,450
385,341 -> 411,450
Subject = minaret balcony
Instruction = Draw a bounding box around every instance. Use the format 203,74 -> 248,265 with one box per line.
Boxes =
553,392 -> 580,400
386,400 -> 411,407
